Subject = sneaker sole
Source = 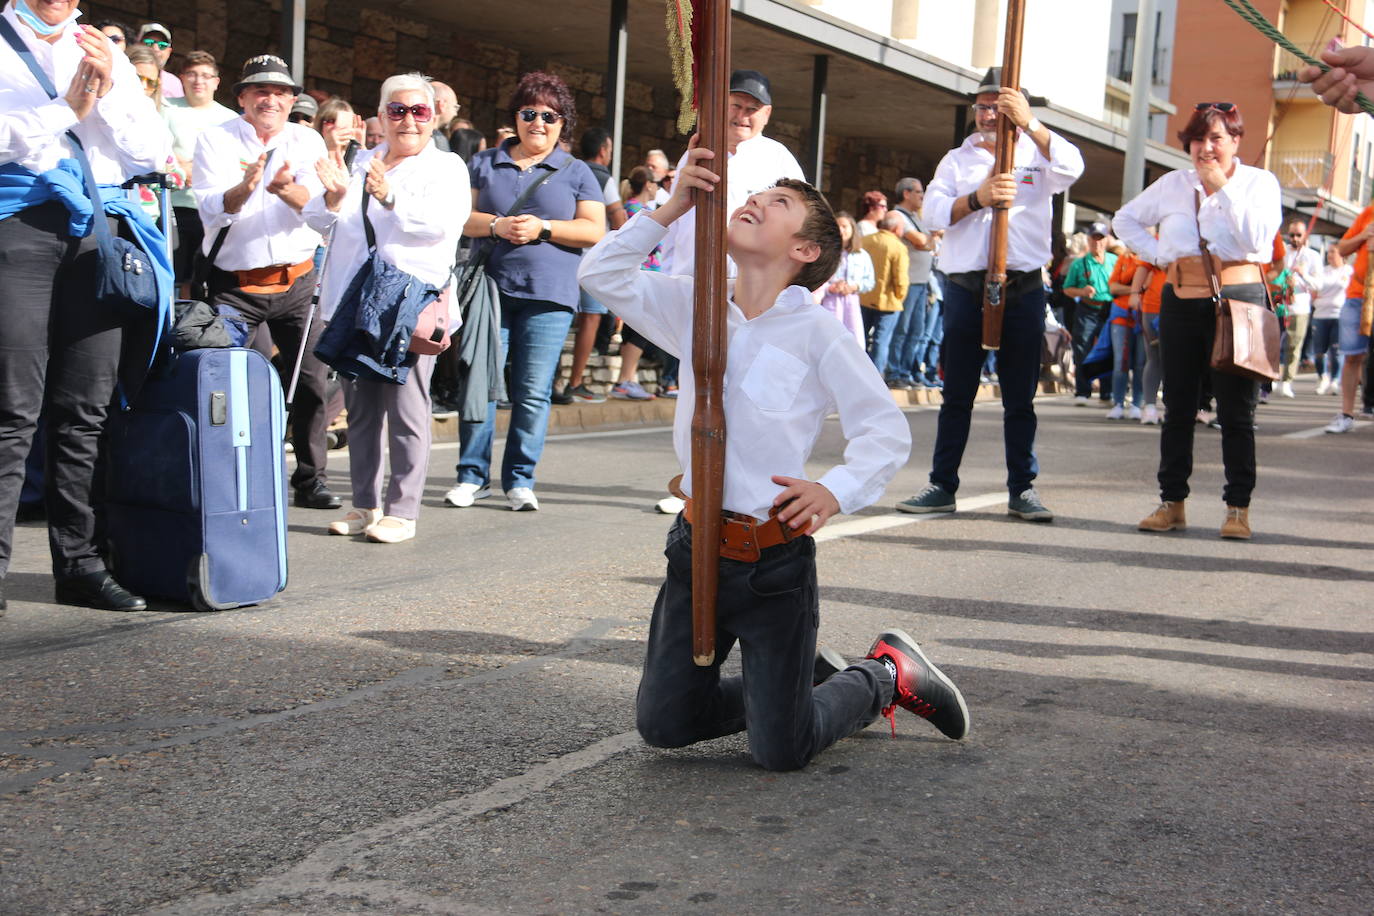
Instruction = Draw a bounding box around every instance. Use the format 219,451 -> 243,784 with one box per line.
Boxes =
1008,508 -> 1054,522
444,488 -> 491,508
895,501 -> 956,515
874,628 -> 970,740
813,647 -> 848,686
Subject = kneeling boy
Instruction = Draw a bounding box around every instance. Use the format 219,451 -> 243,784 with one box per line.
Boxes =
577,147 -> 970,771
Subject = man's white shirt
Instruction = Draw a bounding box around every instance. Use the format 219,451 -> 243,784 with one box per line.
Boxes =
658,133 -> 804,276
1112,164 -> 1282,266
1283,244 -> 1322,314
0,3 -> 169,182
579,212 -> 911,522
924,129 -> 1083,273
192,117 -> 326,270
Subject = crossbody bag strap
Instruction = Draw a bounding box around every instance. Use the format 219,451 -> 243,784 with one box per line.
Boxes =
0,16 -> 115,254
467,157 -> 565,276
1193,189 -> 1224,302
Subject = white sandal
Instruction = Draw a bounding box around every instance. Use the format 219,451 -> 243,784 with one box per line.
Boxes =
364,516 -> 416,544
328,507 -> 381,536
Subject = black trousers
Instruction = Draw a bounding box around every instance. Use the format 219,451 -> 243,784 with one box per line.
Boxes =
172,206 -> 203,285
1157,284 -> 1261,507
0,203 -> 126,579
208,267 -> 329,490
635,517 -> 891,772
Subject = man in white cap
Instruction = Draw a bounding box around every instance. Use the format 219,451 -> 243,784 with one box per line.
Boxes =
137,22 -> 182,99
193,54 -> 339,510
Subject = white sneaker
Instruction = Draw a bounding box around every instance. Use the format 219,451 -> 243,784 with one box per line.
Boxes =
655,495 -> 686,515
1127,404 -> 1142,420
1140,404 -> 1159,425
364,516 -> 416,543
1315,376 -> 1330,395
1105,404 -> 1125,420
328,507 -> 381,536
507,487 -> 539,511
443,482 -> 490,508
1325,414 -> 1354,434
1280,381 -> 1295,398
1074,395 -> 1090,406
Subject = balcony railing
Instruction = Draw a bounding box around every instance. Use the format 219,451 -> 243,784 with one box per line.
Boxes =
1274,149 -> 1334,190
1274,49 -> 1306,81
1107,45 -> 1170,86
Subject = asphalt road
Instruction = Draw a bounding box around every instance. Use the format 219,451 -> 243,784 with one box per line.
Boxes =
1,382 -> 1370,915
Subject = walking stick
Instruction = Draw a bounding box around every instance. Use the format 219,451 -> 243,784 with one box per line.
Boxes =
688,0 -> 730,666
982,0 -> 1028,351
1361,238 -> 1374,337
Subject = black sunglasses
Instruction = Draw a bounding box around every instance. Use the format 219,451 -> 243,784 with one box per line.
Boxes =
518,108 -> 563,124
1194,102 -> 1236,112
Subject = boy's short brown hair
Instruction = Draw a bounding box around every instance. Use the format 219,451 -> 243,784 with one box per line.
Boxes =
774,178 -> 842,292
179,50 -> 218,76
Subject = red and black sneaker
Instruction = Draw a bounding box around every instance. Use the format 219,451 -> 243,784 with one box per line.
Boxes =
865,629 -> 970,740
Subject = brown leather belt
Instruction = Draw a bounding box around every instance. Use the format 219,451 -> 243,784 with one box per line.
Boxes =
1166,256 -> 1263,300
235,257 -> 314,295
681,496 -> 801,563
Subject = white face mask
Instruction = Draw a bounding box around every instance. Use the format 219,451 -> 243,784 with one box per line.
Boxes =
14,0 -> 80,37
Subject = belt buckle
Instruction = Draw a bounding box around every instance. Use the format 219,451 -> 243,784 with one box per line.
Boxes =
718,514 -> 761,563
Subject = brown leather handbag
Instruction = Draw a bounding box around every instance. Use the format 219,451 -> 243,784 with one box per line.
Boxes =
1194,192 -> 1281,382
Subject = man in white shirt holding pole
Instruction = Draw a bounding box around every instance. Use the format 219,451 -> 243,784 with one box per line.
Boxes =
895,70 -> 1084,522
193,54 -> 339,510
1278,219 -> 1321,397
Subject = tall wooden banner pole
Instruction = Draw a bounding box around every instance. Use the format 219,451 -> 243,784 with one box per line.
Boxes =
689,0 -> 730,666
982,0 -> 1027,351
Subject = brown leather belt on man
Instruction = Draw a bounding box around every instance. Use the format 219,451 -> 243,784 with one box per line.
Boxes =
231,257 -> 315,295
1166,255 -> 1264,300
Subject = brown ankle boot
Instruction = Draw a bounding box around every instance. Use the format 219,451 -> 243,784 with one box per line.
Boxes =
1138,500 -> 1186,531
1220,505 -> 1251,540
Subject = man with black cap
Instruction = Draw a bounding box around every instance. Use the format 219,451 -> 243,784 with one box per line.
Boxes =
658,68 -> 804,275
192,54 -> 340,509
895,68 -> 1083,523
1062,220 -> 1118,404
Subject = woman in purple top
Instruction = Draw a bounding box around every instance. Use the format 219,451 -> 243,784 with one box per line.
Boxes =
449,72 -> 606,512
815,212 -> 874,348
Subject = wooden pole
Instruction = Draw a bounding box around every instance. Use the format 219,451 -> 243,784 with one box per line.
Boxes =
690,0 -> 730,667
982,0 -> 1028,351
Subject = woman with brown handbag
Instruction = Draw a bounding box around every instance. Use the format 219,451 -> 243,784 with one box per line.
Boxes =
1113,102 -> 1281,540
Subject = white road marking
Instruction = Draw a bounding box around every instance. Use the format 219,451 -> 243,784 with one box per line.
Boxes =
814,491 -> 1007,542
1283,421 -> 1370,439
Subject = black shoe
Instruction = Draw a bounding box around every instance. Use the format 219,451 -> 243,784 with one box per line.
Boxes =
550,385 -> 574,406
814,647 -> 847,686
294,480 -> 342,509
55,571 -> 147,612
866,629 -> 969,740
1008,487 -> 1054,522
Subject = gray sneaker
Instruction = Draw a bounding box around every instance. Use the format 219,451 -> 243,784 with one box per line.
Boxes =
895,483 -> 956,514
1008,487 -> 1054,522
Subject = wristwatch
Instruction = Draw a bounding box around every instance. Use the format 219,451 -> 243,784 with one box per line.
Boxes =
538,220 -> 553,242
1026,117 -> 1044,134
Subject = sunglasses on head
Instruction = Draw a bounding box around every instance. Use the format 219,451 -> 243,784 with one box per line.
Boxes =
518,108 -> 563,124
1194,102 -> 1236,112
142,38 -> 170,50
385,102 -> 433,123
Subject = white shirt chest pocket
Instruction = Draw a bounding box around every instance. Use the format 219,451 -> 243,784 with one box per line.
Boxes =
740,342 -> 810,413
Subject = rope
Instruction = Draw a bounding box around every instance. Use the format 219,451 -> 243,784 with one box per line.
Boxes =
1220,0 -> 1374,116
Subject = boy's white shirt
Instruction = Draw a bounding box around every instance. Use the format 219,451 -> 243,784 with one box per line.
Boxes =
579,212 -> 912,522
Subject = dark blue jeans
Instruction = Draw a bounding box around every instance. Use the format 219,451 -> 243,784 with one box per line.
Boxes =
886,282 -> 928,382
929,279 -> 1043,497
915,296 -> 944,382
861,306 -> 901,378
636,516 -> 892,772
1072,303 -> 1109,397
458,294 -> 574,491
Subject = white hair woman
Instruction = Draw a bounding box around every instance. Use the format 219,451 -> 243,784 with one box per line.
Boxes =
306,73 -> 470,543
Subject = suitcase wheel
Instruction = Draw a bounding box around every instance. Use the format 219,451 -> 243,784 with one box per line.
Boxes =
187,553 -> 234,612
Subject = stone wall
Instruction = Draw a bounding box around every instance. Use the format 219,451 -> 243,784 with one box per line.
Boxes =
85,0 -> 937,207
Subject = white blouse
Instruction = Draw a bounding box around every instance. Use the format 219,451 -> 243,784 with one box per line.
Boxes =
1113,164 -> 1281,266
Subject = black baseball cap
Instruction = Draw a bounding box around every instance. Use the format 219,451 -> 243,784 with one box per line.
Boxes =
233,54 -> 303,97
1089,221 -> 1111,238
730,69 -> 772,106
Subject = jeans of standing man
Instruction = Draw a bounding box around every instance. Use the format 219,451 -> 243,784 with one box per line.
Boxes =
916,297 -> 944,383
1072,304 -> 1108,397
209,268 -> 330,492
0,202 -> 125,580
860,307 -> 901,378
1141,314 -> 1163,407
885,283 -> 928,383
635,516 -> 894,772
344,354 -> 436,520
458,294 -> 574,492
1157,284 -> 1261,508
929,280 -> 1044,497
1309,317 -> 1342,381
1109,322 -> 1146,407
1281,312 -> 1310,382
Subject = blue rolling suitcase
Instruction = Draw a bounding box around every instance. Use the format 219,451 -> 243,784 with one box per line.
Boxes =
105,347 -> 290,610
